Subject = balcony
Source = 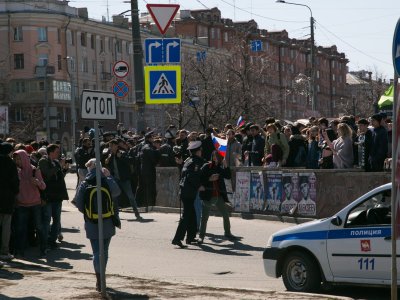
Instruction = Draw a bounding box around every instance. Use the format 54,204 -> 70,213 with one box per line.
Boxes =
35,65 -> 55,77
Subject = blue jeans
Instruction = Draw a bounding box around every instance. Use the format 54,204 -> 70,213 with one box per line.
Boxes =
15,205 -> 46,253
42,201 -> 62,244
90,237 -> 111,273
117,179 -> 139,212
194,192 -> 202,230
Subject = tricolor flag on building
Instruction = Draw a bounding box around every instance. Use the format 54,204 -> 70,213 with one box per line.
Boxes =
211,133 -> 228,157
236,116 -> 245,127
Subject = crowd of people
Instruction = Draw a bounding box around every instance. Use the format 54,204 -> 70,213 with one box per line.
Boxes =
0,111 -> 391,290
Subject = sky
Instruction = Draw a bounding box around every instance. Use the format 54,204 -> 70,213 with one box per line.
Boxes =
71,0 -> 400,81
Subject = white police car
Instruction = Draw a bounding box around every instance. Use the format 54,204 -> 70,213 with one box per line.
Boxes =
263,183 -> 394,292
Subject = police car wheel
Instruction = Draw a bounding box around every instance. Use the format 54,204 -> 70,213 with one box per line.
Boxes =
282,251 -> 320,292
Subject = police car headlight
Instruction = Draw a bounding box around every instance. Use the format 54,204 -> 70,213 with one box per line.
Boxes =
266,235 -> 273,248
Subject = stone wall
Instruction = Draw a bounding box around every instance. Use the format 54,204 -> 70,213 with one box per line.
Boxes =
154,167 -> 391,218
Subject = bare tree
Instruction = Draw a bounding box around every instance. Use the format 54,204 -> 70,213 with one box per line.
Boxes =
9,105 -> 44,141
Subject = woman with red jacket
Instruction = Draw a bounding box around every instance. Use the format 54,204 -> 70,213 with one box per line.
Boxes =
198,150 -> 236,244
13,150 -> 47,257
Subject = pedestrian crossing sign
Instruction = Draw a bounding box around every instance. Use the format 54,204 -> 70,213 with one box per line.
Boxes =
144,65 -> 181,104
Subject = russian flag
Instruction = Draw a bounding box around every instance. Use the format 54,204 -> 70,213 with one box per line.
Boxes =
236,116 -> 245,127
211,133 -> 228,157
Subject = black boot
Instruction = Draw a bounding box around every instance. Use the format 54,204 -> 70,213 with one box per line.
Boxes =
95,272 -> 101,292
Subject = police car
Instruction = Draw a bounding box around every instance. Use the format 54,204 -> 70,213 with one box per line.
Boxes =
263,183 -> 394,292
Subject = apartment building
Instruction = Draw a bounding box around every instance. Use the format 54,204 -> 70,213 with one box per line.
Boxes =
0,0 -> 165,154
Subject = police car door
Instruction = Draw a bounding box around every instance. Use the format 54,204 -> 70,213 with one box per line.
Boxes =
326,189 -> 392,283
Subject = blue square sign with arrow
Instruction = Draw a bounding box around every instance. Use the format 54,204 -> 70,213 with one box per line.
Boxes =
145,38 -> 181,64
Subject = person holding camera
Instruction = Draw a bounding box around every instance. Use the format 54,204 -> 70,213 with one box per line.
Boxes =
74,138 -> 94,185
198,150 -> 236,244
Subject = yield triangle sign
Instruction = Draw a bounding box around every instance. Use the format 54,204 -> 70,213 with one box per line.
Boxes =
146,4 -> 180,35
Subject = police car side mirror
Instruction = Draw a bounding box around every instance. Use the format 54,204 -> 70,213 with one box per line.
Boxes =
331,216 -> 342,226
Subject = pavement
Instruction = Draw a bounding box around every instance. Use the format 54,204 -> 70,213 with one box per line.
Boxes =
0,173 -> 353,300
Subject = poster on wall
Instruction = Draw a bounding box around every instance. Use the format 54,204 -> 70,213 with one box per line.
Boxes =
234,171 -> 250,212
296,173 -> 317,216
264,172 -> 282,213
249,171 -> 264,211
281,173 -> 299,215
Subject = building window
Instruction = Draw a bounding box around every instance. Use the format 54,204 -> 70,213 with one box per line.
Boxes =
280,48 -> 285,56
290,49 -> 295,59
70,30 -> 75,45
92,60 -> 97,74
108,38 -> 112,51
57,28 -> 61,43
91,34 -> 96,49
14,26 -> 23,41
81,32 -> 87,47
39,81 -> 45,91
70,57 -> 75,72
14,54 -> 24,69
316,70 -> 320,79
83,82 -> 89,89
332,87 -> 336,95
317,85 -> 320,92
38,54 -> 48,66
58,55 -> 62,70
82,57 -> 88,73
100,37 -> 104,52
15,81 -> 26,93
37,27 -> 47,42
116,40 -> 122,53
15,107 -> 24,122
332,74 -> 336,81
93,84 -> 97,90
224,32 -> 228,42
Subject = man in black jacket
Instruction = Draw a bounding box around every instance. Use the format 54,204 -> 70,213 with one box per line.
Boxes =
369,114 -> 388,171
0,142 -> 19,261
172,141 -> 205,248
198,150 -> 236,244
74,138 -> 94,185
39,144 -> 69,249
249,124 -> 265,166
105,139 -> 142,220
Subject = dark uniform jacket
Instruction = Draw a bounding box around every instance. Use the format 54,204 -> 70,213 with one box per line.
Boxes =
0,154 -> 19,214
370,126 -> 388,171
199,162 -> 231,203
179,155 -> 205,200
159,143 -> 176,167
140,142 -> 160,176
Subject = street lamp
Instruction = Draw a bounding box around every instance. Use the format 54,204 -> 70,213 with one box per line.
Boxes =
65,56 -> 76,154
276,0 -> 316,114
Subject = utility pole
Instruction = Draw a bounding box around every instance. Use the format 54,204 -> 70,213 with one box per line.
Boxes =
310,15 -> 316,113
130,0 -> 146,132
44,63 -> 50,141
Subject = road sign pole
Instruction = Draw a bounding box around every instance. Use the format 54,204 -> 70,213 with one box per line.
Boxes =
94,120 -> 106,296
131,0 -> 146,131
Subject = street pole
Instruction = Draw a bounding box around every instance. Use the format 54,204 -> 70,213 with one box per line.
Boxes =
44,64 -> 50,141
130,0 -> 146,132
66,57 -> 76,156
310,15 -> 316,113
276,0 -> 316,114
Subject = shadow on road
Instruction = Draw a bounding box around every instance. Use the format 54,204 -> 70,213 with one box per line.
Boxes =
106,287 -> 150,299
0,295 -> 41,300
320,285 -> 392,300
193,233 -> 263,256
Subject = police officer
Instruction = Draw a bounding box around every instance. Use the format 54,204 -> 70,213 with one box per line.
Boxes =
136,131 -> 160,207
172,140 -> 205,248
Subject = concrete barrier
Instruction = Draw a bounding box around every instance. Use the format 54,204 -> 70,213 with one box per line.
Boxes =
155,167 -> 391,219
